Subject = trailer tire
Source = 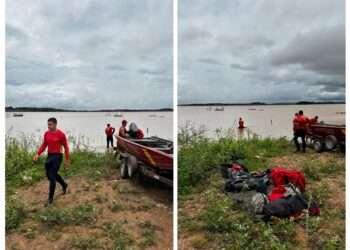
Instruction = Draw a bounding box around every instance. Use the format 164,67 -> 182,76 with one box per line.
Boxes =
313,139 -> 324,153
324,135 -> 338,151
120,158 -> 129,178
127,155 -> 138,178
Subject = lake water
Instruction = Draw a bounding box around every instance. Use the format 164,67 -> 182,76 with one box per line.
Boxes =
6,111 -> 173,152
178,104 -> 345,139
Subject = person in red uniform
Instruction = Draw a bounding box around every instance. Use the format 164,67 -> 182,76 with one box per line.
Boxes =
238,117 -> 245,129
33,117 -> 69,206
105,123 -> 115,148
119,120 -> 128,137
293,110 -> 308,152
129,122 -> 144,139
310,116 -> 319,124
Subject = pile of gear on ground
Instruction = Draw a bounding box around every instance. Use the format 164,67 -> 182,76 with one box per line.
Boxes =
222,162 -> 320,220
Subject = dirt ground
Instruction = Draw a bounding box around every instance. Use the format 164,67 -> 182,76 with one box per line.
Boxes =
6,172 -> 173,250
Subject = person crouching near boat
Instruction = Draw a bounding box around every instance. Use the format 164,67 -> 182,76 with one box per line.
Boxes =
33,117 -> 69,206
293,110 -> 308,153
129,122 -> 144,139
119,120 -> 129,138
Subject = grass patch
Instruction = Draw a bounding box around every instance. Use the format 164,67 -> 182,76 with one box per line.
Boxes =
70,236 -> 101,250
179,128 -> 345,249
138,221 -> 157,248
102,222 -> 134,250
38,203 -> 99,227
6,197 -> 26,232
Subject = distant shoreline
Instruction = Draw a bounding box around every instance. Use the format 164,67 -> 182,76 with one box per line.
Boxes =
5,107 -> 173,112
178,101 -> 345,107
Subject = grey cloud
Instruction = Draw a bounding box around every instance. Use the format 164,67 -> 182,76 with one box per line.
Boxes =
179,0 -> 345,104
230,63 -> 256,71
197,58 -> 223,65
6,0 -> 173,109
270,25 -> 345,76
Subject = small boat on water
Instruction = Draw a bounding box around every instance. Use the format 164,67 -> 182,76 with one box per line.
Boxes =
149,114 -> 157,117
13,113 -> 24,117
113,112 -> 123,117
215,107 -> 225,111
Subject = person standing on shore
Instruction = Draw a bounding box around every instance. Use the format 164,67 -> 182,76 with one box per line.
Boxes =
105,123 -> 115,148
33,117 -> 69,206
293,110 -> 308,153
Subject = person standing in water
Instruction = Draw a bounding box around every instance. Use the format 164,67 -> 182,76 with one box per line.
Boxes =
105,123 -> 115,148
33,117 -> 69,206
238,117 -> 245,129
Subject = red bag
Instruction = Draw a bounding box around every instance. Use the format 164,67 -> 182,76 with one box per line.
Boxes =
270,167 -> 305,192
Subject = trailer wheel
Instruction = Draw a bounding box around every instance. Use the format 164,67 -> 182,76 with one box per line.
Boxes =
120,158 -> 129,178
324,135 -> 338,151
313,139 -> 324,153
127,155 -> 138,178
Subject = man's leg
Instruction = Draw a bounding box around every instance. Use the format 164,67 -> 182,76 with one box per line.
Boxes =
301,132 -> 306,152
293,133 -> 300,151
111,136 -> 114,147
45,156 -> 57,204
107,137 -> 111,148
55,155 -> 67,193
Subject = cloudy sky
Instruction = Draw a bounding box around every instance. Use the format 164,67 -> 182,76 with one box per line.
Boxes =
179,0 -> 345,104
6,0 -> 172,109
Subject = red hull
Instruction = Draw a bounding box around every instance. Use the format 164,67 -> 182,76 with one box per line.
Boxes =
116,136 -> 173,171
308,124 -> 345,142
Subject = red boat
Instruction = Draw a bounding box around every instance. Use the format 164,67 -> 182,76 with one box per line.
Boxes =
306,123 -> 345,152
116,136 -> 173,186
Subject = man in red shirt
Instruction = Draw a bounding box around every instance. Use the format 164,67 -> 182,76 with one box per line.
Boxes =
119,120 -> 128,138
293,110 -> 308,152
33,117 -> 69,206
105,123 -> 115,148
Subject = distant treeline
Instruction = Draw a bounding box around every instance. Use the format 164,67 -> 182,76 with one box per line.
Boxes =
178,101 -> 345,107
5,106 -> 173,112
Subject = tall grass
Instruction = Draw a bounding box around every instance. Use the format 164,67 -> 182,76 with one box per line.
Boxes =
178,125 -> 291,195
6,135 -> 119,233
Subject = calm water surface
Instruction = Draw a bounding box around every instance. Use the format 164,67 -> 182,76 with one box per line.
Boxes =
179,104 -> 345,139
6,111 -> 173,151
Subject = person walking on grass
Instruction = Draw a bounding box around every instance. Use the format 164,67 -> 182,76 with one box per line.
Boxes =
33,117 -> 69,206
105,123 -> 115,148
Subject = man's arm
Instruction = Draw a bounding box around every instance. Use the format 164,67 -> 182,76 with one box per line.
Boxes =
62,133 -> 70,161
34,134 -> 47,161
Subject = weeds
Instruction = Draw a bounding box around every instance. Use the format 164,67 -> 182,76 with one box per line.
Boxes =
38,203 -> 98,227
102,222 -> 134,250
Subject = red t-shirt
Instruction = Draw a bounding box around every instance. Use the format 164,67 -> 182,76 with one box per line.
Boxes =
105,127 -> 115,137
37,129 -> 70,160
296,115 -> 308,130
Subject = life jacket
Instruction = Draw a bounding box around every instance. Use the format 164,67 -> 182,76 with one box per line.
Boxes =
296,115 -> 308,130
136,129 -> 144,139
119,126 -> 127,137
239,120 -> 244,128
105,127 -> 114,137
270,166 -> 305,192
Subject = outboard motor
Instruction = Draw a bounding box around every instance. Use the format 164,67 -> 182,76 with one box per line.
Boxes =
129,122 -> 138,138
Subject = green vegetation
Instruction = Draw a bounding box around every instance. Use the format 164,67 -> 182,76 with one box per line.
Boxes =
179,126 -> 291,195
179,128 -> 345,250
6,136 -> 170,250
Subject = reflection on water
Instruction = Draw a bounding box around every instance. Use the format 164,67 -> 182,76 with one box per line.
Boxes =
179,104 -> 345,139
6,112 -> 173,152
